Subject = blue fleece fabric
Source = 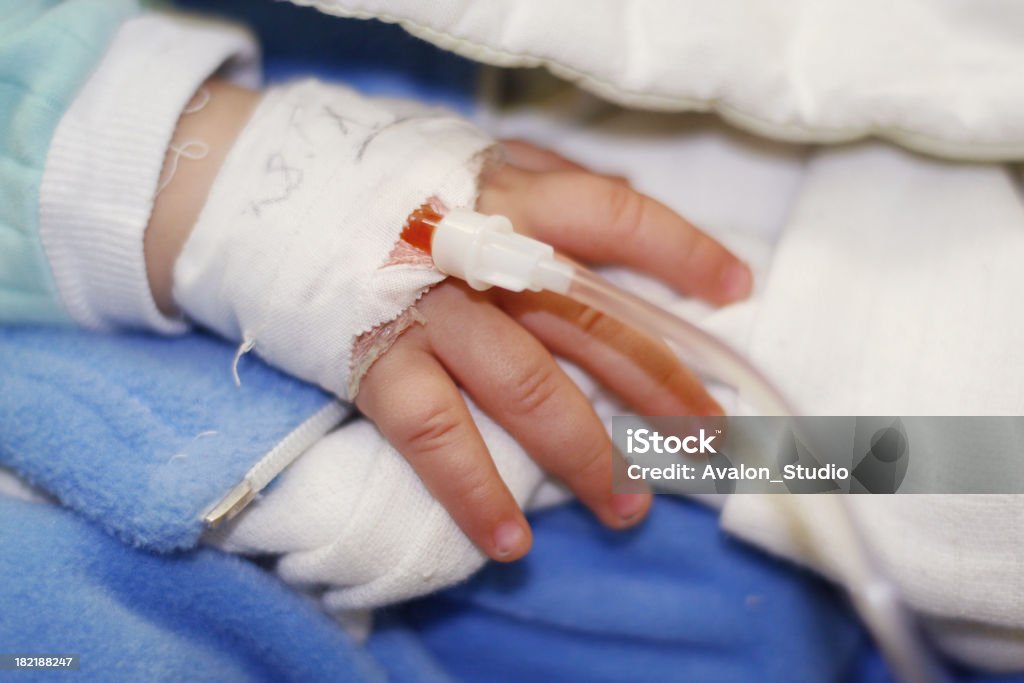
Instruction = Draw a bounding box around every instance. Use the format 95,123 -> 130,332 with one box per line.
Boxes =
404,499 -> 866,683
0,476 -> 870,683
0,326 -> 337,551
7,476 -> 1024,682
405,499 -> 1024,683
0,322 -> 887,683
0,496 -> 387,683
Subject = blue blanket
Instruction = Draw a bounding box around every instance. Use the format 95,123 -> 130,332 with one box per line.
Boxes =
6,460 -> 1019,682
0,496 -> 384,682
0,326 -> 335,551
0,479 -> 867,683
2,320 -> 1021,680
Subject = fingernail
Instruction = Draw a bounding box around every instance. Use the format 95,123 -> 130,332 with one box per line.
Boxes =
720,262 -> 752,301
611,493 -> 649,522
493,521 -> 527,558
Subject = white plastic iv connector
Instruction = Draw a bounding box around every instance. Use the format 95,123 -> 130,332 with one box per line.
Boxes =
431,208 -> 574,294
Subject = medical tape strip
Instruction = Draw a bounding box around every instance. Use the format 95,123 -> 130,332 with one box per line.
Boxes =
173,79 -> 494,399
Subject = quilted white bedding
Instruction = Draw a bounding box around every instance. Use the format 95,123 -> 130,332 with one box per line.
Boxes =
298,0 -> 1024,160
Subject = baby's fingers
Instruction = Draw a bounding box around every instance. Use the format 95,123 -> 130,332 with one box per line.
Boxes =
356,340 -> 532,562
500,290 -> 722,417
424,286 -> 651,529
480,168 -> 751,305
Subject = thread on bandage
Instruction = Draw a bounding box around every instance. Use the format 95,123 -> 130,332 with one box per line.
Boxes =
183,86 -> 211,115
232,335 -> 256,387
156,140 -> 209,196
156,87 -> 212,196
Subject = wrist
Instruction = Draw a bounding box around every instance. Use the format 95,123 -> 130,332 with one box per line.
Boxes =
145,79 -> 259,316
37,12 -> 258,332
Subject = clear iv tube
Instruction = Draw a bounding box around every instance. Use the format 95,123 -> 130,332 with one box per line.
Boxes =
557,262 -> 953,683
562,263 -> 794,416
425,206 -> 952,683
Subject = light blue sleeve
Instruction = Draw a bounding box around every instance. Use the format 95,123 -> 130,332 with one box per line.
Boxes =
0,0 -> 139,324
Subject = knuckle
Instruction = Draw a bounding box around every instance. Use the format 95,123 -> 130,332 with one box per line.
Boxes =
605,183 -> 645,241
651,354 -> 688,392
505,360 -> 559,416
454,467 -> 499,511
566,434 -> 611,484
648,357 -> 721,415
574,306 -> 613,339
402,401 -> 463,455
676,221 -> 706,266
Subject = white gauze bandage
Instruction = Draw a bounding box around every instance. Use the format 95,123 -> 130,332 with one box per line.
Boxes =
174,79 -> 495,399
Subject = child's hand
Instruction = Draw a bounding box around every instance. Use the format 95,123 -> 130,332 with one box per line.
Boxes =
355,140 -> 753,562
145,82 -> 749,563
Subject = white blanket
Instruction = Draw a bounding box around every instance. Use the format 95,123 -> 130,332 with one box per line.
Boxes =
490,91 -> 1024,670
298,0 -> 1024,160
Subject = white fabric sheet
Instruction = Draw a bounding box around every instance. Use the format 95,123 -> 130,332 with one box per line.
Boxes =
298,0 -> 1024,160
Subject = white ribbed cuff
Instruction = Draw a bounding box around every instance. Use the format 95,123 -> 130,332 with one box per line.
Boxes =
38,12 -> 259,333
